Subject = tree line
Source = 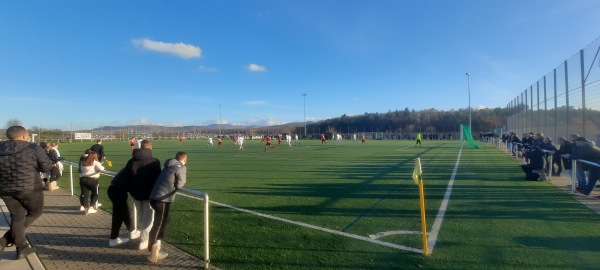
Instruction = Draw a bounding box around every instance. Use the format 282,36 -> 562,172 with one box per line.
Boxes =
297,107 -> 510,135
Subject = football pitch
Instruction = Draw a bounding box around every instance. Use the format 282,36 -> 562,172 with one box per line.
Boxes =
56,139 -> 600,269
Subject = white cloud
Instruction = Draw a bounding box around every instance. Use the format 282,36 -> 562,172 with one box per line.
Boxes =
243,100 -> 267,106
247,63 -> 267,72
197,65 -> 217,72
132,38 -> 201,59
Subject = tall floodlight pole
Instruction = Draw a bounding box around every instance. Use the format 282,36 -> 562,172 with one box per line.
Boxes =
301,93 -> 307,137
219,104 -> 222,136
466,73 -> 472,131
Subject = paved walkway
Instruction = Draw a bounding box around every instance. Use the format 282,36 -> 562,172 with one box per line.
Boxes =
547,173 -> 600,213
0,188 -> 218,270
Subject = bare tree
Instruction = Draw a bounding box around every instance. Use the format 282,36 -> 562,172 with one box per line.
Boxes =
5,119 -> 22,128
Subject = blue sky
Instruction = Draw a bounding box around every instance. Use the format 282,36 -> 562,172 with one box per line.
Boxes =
1,0 -> 600,130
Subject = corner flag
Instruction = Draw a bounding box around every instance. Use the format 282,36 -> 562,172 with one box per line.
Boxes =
412,158 -> 422,185
412,158 -> 429,255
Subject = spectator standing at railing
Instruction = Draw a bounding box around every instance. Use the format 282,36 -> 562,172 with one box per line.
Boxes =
147,151 -> 187,263
39,142 -> 51,188
47,142 -> 64,191
522,133 -> 534,149
90,139 -> 106,164
79,151 -> 104,215
541,136 -> 558,176
0,126 -> 53,260
563,137 -> 600,196
107,168 -> 140,247
509,132 -> 521,157
532,133 -> 545,148
555,137 -> 573,177
124,139 -> 161,250
568,133 -> 586,189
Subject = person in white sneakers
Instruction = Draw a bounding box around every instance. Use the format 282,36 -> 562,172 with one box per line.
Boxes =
108,169 -> 140,247
79,151 -> 104,215
148,152 -> 187,263
124,139 -> 162,250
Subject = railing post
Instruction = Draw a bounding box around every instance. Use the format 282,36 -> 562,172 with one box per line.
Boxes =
571,159 -> 577,194
204,193 -> 210,269
548,154 -> 553,180
69,164 -> 74,196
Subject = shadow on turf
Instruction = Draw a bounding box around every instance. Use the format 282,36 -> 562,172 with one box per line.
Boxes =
514,236 -> 600,251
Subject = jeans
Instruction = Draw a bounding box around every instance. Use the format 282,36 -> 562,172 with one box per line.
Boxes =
50,166 -> 61,183
107,185 -> 133,239
552,154 -> 562,175
149,200 -> 171,249
581,168 -> 600,195
576,163 -> 586,188
134,200 -> 154,244
1,190 -> 44,250
79,177 -> 99,209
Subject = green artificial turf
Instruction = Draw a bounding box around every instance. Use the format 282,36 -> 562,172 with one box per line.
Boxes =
54,139 -> 600,269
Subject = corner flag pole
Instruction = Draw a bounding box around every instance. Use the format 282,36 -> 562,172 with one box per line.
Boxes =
413,158 -> 429,255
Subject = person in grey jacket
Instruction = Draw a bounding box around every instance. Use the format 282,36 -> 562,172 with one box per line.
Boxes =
0,126 -> 53,260
147,151 -> 187,263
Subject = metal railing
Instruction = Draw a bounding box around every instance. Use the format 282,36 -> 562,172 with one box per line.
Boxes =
62,160 -> 211,268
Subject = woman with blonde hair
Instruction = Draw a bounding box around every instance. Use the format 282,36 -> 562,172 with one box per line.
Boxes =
79,151 -> 104,215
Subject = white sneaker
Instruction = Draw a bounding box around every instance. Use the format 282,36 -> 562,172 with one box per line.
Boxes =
138,240 -> 148,250
109,237 -> 129,247
129,230 -> 140,240
95,203 -> 102,208
79,206 -> 85,211
86,208 -> 97,215
148,241 -> 168,263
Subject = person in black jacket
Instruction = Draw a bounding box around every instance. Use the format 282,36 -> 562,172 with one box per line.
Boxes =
555,137 -> 573,176
563,137 -> 600,195
124,139 -> 161,250
90,139 -> 106,164
521,146 -> 545,180
47,142 -> 64,191
0,126 -> 53,260
107,169 -> 140,247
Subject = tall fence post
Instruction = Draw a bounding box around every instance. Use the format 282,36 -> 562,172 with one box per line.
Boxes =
579,49 -> 586,137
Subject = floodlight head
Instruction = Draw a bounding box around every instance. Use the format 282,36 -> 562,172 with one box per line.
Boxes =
465,72 -> 470,76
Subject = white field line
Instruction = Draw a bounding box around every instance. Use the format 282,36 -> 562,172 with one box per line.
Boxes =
426,144 -> 463,253
177,192 -> 424,254
368,230 -> 424,239
394,146 -> 416,151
